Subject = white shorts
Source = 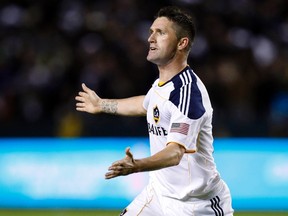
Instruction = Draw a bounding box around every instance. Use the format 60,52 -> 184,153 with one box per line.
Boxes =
120,180 -> 234,216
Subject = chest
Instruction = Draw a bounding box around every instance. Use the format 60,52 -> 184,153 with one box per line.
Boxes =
146,88 -> 172,131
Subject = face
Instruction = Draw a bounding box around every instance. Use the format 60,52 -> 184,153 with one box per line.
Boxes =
147,17 -> 179,66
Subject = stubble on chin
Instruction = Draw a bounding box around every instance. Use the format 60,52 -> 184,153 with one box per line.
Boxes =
147,51 -> 161,64
146,54 -> 155,64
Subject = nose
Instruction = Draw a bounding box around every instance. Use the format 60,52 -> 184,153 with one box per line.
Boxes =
148,32 -> 155,43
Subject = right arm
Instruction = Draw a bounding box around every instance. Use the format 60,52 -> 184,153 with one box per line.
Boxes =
75,83 -> 146,116
105,142 -> 186,179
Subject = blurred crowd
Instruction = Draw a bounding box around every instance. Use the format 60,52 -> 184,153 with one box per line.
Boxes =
0,0 -> 287,137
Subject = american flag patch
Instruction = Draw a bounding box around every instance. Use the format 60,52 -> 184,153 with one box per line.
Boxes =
170,123 -> 190,135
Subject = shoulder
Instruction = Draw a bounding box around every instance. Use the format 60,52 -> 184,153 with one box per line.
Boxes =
171,66 -> 196,88
169,67 -> 206,119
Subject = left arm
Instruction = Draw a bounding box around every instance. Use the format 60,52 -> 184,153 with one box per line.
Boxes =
105,142 -> 186,179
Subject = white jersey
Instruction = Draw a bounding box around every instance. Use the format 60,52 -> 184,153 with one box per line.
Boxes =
143,66 -> 221,200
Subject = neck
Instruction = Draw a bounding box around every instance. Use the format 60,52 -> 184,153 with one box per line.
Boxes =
158,60 -> 187,83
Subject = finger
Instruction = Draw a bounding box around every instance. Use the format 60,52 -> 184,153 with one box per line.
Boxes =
82,83 -> 90,93
76,102 -> 87,110
108,165 -> 122,172
105,171 -> 117,179
105,165 -> 122,179
111,160 -> 122,167
125,147 -> 133,159
76,102 -> 85,107
75,96 -> 84,102
76,107 -> 86,112
78,92 -> 88,98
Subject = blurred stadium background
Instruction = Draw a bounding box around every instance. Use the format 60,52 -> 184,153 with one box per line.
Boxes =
0,0 -> 288,215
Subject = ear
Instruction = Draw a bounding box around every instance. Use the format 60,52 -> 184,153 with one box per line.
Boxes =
178,37 -> 189,51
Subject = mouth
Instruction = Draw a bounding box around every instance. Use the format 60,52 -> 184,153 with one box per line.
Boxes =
149,47 -> 157,52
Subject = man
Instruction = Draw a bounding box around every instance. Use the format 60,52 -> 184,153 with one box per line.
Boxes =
76,6 -> 234,216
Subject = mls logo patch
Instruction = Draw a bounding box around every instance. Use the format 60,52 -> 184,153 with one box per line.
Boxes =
153,106 -> 160,123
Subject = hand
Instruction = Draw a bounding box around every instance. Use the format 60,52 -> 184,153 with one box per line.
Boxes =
105,147 -> 136,179
75,83 -> 102,114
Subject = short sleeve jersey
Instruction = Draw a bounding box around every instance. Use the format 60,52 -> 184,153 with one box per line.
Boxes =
143,66 -> 221,200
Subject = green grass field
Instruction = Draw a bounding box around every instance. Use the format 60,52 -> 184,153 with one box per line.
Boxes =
0,210 -> 288,216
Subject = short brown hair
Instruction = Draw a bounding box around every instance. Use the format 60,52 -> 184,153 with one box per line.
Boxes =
156,6 -> 196,51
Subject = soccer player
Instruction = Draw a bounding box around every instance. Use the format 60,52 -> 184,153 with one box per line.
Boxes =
75,6 -> 234,216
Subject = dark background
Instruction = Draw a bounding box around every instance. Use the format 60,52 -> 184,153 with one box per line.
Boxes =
0,0 -> 287,137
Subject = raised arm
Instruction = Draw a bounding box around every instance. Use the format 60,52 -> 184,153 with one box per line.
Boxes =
75,83 -> 146,116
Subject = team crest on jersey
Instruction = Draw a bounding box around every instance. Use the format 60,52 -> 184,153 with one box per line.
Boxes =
153,106 -> 160,123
